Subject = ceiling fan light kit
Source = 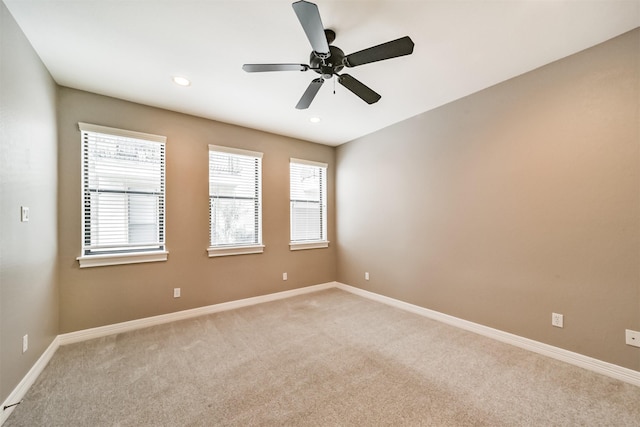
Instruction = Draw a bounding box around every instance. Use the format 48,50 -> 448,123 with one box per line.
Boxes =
242,0 -> 414,109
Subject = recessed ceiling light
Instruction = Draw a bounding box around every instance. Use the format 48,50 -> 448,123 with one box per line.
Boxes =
309,117 -> 321,123
172,76 -> 191,87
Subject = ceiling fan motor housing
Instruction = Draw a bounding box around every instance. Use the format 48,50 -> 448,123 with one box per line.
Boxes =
310,45 -> 345,79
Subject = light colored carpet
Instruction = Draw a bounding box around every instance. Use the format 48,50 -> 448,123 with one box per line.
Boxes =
5,288 -> 640,426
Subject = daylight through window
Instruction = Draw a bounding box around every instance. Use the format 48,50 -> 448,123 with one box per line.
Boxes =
290,158 -> 328,248
208,145 -> 263,257
79,123 -> 166,264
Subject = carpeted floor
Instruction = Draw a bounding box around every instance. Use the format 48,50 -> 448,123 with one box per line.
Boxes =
5,288 -> 640,426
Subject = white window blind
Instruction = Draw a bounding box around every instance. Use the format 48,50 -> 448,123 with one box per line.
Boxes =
290,159 -> 327,243
209,145 -> 262,249
80,123 -> 166,257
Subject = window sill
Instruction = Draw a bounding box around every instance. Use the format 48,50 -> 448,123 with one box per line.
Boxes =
290,241 -> 329,251
207,245 -> 265,257
77,251 -> 168,268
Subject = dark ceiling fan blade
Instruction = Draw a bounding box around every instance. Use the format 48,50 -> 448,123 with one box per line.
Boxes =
292,1 -> 330,56
296,78 -> 324,109
343,36 -> 414,68
242,64 -> 309,72
337,74 -> 381,104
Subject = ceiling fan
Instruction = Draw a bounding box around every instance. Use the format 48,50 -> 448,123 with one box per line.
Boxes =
242,0 -> 415,109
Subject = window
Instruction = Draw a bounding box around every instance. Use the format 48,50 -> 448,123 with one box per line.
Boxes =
208,145 -> 264,257
290,158 -> 328,250
77,123 -> 167,268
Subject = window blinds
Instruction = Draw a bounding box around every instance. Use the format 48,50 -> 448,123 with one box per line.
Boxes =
80,123 -> 166,256
209,145 -> 262,247
290,159 -> 327,242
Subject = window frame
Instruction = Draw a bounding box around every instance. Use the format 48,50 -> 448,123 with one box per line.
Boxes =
289,158 -> 329,251
207,145 -> 264,257
76,122 -> 168,268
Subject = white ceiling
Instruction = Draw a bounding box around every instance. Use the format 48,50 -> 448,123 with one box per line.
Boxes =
4,0 -> 639,146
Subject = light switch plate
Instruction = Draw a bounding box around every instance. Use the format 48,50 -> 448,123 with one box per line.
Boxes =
21,206 -> 29,222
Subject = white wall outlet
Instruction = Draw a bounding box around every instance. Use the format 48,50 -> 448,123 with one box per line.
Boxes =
283,272 -> 287,281
20,206 -> 29,222
365,272 -> 369,281
22,334 -> 28,353
626,329 -> 640,348
173,288 -> 180,298
552,312 -> 564,328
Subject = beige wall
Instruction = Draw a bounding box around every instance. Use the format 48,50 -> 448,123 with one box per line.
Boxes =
2,0 -> 638,405
336,29 -> 640,370
0,2 -> 59,401
57,88 -> 336,333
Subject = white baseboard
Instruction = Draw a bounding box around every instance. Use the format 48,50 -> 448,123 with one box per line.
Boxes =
3,282 -> 335,425
334,282 -> 640,387
58,282 -> 336,345
1,336 -> 60,425
4,280 -> 638,426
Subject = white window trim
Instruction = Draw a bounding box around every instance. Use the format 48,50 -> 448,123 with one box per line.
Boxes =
289,158 -> 328,248
208,145 -> 264,257
207,244 -> 265,257
209,144 -> 263,159
78,123 -> 167,268
77,251 -> 168,268
79,122 -> 166,143
290,157 -> 327,169
289,241 -> 329,251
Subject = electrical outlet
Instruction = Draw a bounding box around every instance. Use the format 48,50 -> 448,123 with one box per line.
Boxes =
173,288 -> 180,298
22,335 -> 28,353
283,272 -> 287,281
552,313 -> 564,328
626,329 -> 640,348
365,272 -> 370,281
21,206 -> 29,222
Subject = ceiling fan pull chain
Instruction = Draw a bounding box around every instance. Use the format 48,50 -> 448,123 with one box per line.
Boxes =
333,76 -> 336,95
